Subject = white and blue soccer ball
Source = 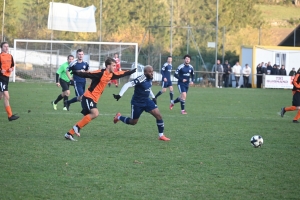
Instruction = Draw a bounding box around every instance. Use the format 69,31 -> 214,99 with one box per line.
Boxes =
250,135 -> 263,148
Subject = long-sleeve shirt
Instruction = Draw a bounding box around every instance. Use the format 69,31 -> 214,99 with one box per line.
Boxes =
242,67 -> 251,77
232,65 -> 242,77
174,64 -> 194,85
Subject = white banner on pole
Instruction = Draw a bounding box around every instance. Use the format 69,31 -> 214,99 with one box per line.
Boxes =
47,2 -> 97,32
264,75 -> 294,89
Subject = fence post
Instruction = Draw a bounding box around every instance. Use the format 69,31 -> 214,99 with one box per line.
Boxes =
262,74 -> 265,89
215,71 -> 218,88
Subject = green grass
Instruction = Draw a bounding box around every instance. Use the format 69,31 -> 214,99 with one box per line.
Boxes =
257,4 -> 300,21
0,83 -> 300,199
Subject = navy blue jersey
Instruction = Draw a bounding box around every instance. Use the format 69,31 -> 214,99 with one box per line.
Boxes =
174,64 -> 194,85
68,60 -> 89,83
130,74 -> 153,105
161,62 -> 172,81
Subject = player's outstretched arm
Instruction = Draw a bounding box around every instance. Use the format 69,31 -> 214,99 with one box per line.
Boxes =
73,69 -> 104,79
113,81 -> 134,101
111,68 -> 136,80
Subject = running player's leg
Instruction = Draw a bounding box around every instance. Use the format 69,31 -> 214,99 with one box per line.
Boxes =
0,79 -> 19,121
155,81 -> 167,99
291,92 -> 300,123
65,81 -> 83,110
114,104 -> 142,125
148,100 -> 170,141
65,96 -> 98,140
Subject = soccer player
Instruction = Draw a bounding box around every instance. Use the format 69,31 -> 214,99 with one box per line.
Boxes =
65,49 -> 89,111
155,56 -> 174,109
51,55 -> 74,110
281,68 -> 300,123
64,57 -> 136,141
0,42 -> 19,121
109,53 -> 121,87
112,65 -> 170,141
171,54 -> 194,114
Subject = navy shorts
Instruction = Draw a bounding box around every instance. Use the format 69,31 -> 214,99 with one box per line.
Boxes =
74,81 -> 86,97
81,96 -> 97,115
162,80 -> 172,88
0,75 -> 9,92
59,78 -> 70,92
177,83 -> 189,93
131,98 -> 157,119
292,92 -> 300,107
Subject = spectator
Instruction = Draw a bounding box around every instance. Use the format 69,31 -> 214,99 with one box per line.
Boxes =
271,64 -> 279,75
266,62 -> 273,75
242,64 -> 251,88
289,68 -> 296,76
213,59 -> 223,88
256,63 -> 263,88
223,60 -> 231,88
279,65 -> 287,75
232,61 -> 242,88
261,62 -> 267,74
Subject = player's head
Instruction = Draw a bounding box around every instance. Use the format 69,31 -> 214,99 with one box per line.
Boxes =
105,57 -> 116,73
183,55 -> 191,65
1,42 -> 9,53
76,49 -> 84,61
167,56 -> 172,63
114,53 -> 119,58
217,59 -> 220,64
144,65 -> 153,80
67,55 -> 74,64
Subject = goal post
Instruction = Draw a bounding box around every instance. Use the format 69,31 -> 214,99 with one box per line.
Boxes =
12,39 -> 138,83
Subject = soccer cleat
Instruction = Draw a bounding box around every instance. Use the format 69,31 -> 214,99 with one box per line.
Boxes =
159,135 -> 170,141
63,107 -> 68,111
280,107 -> 286,117
181,110 -> 187,115
114,112 -> 121,124
169,103 -> 174,110
51,101 -> 57,110
293,120 -> 299,123
73,125 -> 81,137
64,133 -> 77,141
64,100 -> 70,111
8,114 -> 19,121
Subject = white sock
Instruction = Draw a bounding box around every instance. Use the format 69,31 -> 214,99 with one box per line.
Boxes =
159,133 -> 164,137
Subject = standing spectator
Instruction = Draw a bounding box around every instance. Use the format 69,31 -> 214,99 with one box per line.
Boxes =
279,65 -> 287,75
213,59 -> 223,88
232,61 -> 242,88
256,63 -> 263,88
223,60 -> 231,88
261,62 -> 267,74
266,63 -> 273,75
242,64 -> 251,88
271,64 -> 279,75
0,42 -> 19,121
289,68 -> 296,76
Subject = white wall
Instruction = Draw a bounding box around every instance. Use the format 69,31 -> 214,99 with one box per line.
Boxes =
240,47 -> 253,86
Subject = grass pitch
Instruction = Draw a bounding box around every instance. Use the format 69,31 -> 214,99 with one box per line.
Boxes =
0,83 -> 299,199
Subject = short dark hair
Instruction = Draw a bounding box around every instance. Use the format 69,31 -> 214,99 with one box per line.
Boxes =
0,42 -> 8,48
105,57 -> 116,67
76,49 -> 83,54
167,56 -> 172,59
183,54 -> 191,59
67,55 -> 74,59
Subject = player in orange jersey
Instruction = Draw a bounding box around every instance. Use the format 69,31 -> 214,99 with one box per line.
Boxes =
64,57 -> 136,141
281,68 -> 300,123
108,53 -> 121,87
0,42 -> 19,121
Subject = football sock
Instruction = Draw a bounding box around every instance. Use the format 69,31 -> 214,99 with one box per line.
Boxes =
180,99 -> 185,110
77,114 -> 92,128
157,119 -> 164,135
5,105 -> 12,117
170,91 -> 173,101
54,94 -> 63,104
119,116 -> 131,124
68,129 -> 75,135
294,110 -> 300,120
174,97 -> 180,104
63,96 -> 68,107
155,91 -> 162,98
68,97 -> 78,104
285,106 -> 296,111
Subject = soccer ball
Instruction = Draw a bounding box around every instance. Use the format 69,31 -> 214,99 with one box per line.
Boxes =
250,135 -> 263,148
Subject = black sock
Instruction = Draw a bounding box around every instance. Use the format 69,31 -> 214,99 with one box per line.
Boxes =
63,96 -> 68,107
54,94 -> 63,104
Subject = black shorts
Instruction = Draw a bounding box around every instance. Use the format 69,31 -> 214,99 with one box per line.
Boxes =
292,92 -> 300,107
81,96 -> 97,115
59,78 -> 70,92
0,75 -> 9,92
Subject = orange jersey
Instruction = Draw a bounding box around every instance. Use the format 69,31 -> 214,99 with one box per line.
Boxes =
74,69 -> 134,103
0,53 -> 14,77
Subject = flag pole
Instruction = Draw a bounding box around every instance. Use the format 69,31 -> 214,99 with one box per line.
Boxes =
1,0 -> 5,42
50,0 -> 54,79
98,0 -> 102,69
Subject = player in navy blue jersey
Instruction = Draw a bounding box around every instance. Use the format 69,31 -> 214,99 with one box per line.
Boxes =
112,65 -> 170,141
172,54 -> 194,114
154,56 -> 174,109
65,49 -> 89,111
